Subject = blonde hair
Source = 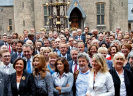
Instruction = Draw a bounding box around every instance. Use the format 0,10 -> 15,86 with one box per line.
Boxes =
32,54 -> 47,78
92,53 -> 108,73
98,47 -> 108,53
113,52 -> 125,62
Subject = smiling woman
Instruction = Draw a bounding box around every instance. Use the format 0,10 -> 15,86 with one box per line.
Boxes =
110,52 -> 133,96
52,57 -> 74,96
32,54 -> 54,96
86,53 -> 114,96
10,57 -> 36,96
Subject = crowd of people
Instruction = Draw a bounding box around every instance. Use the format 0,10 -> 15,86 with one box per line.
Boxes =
0,27 -> 133,96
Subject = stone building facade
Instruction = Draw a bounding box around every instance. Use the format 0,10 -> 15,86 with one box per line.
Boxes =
128,0 -> 133,31
0,0 -> 129,35
0,0 -> 14,35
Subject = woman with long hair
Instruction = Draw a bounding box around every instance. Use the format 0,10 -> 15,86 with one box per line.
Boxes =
52,57 -> 74,96
32,54 -> 54,96
86,53 -> 114,96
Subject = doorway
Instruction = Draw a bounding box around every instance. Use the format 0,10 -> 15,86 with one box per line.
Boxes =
69,8 -> 82,29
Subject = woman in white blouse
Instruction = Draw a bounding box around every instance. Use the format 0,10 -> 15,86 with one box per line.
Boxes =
86,53 -> 114,96
52,57 -> 74,96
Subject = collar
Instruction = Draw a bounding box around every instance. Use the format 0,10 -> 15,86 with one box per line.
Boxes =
3,64 -> 11,68
80,69 -> 90,75
61,54 -> 67,58
73,61 -> 78,65
57,72 -> 68,77
17,52 -> 23,55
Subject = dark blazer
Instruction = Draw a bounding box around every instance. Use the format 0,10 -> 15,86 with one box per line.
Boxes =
11,52 -> 23,64
10,71 -> 36,96
109,67 -> 133,96
0,40 -> 4,47
68,60 -> 74,73
75,35 -> 85,43
59,53 -> 72,61
125,62 -> 133,73
0,71 -> 10,96
11,53 -> 18,64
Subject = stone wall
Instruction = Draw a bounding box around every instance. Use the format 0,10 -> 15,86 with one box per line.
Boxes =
0,6 -> 14,35
14,0 -> 35,35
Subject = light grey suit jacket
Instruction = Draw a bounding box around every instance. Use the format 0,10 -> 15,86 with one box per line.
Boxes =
0,62 -> 16,75
52,72 -> 74,96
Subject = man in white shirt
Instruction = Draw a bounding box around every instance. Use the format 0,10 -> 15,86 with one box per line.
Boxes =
75,52 -> 90,96
0,50 -> 15,75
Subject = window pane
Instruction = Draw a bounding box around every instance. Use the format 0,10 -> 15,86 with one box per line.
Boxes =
101,15 -> 104,24
9,26 -> 12,30
101,4 -> 104,14
9,19 -> 12,25
44,16 -> 48,26
97,4 -> 100,14
44,6 -> 47,15
97,15 -> 100,24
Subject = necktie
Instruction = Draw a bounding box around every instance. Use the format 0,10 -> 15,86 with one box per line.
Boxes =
27,59 -> 32,73
74,62 -> 77,73
18,53 -> 21,57
9,45 -> 11,53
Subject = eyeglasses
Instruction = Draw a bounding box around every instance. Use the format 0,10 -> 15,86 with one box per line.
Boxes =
3,55 -> 10,58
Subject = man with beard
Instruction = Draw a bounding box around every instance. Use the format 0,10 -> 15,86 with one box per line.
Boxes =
73,52 -> 90,96
125,51 -> 133,73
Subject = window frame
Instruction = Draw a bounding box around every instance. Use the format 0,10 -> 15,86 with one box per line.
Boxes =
96,2 -> 105,25
44,5 -> 49,26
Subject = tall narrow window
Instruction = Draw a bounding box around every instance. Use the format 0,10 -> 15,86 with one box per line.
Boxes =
96,3 -> 105,25
44,5 -> 49,26
9,19 -> 12,31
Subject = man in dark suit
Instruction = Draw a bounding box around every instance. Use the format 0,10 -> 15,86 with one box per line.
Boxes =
125,51 -> 133,73
58,43 -> 71,61
11,40 -> 24,63
2,33 -> 8,45
69,48 -> 79,73
75,29 -> 85,43
0,40 -> 4,47
67,37 -> 74,54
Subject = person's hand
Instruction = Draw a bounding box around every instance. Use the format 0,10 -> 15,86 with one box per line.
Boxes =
66,84 -> 69,87
56,87 -> 61,94
56,87 -> 61,91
